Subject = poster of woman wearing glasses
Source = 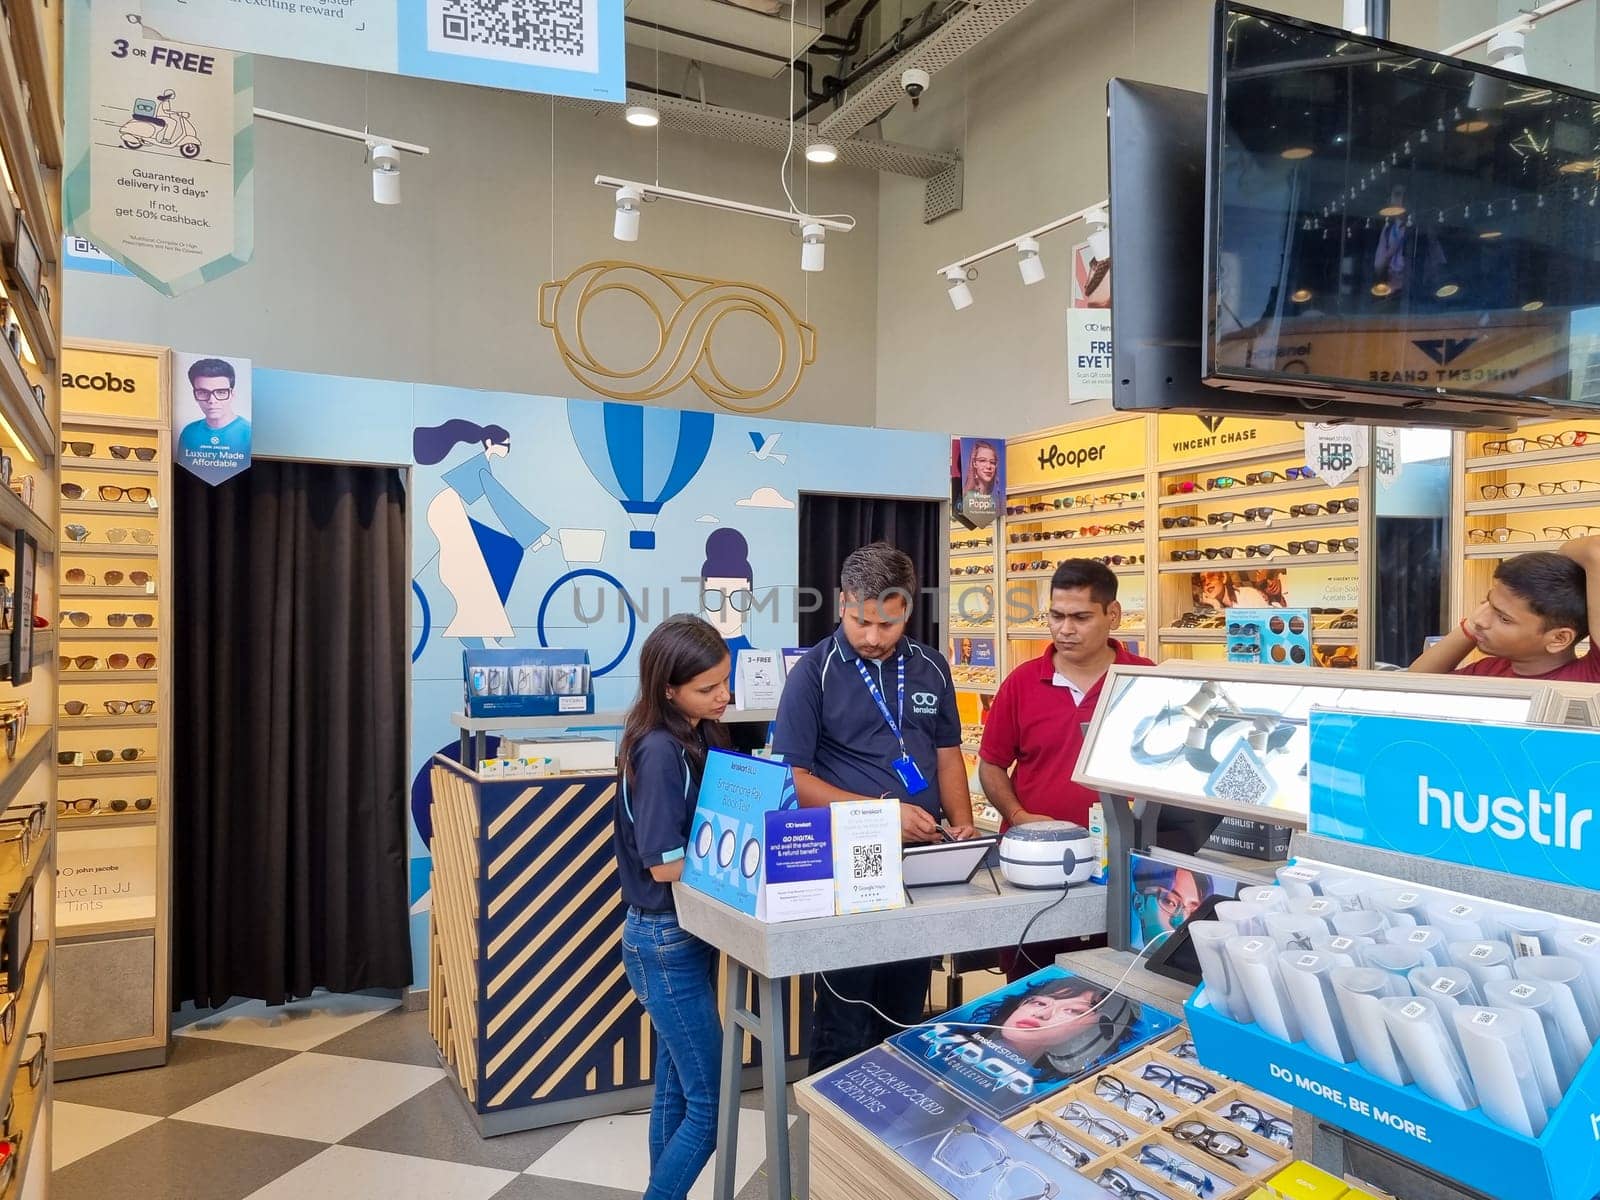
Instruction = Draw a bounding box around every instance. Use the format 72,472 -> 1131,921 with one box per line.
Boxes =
1129,852 -> 1247,951
955,438 -> 1004,528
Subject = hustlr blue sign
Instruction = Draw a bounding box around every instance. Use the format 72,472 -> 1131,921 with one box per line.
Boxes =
1308,711 -> 1600,888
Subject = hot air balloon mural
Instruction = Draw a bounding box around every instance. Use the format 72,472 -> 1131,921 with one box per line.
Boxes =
568,401 -> 715,549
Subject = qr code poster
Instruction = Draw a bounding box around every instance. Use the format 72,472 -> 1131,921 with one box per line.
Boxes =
138,0 -> 624,102
831,800 -> 903,916
1205,743 -> 1272,810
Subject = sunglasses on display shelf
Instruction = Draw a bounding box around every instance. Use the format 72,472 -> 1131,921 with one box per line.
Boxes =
58,748 -> 146,765
59,611 -> 89,627
23,1031 -> 43,1088
1162,515 -> 1203,529
1316,645 -> 1359,669
952,537 -> 994,549
59,482 -> 84,500
0,1129 -> 18,1192
106,612 -> 155,627
1140,1062 -> 1218,1103
61,700 -> 155,716
0,813 -> 39,868
1005,502 -> 1050,515
953,565 -> 991,576
1481,480 -> 1600,499
1021,1121 -> 1093,1169
1091,554 -> 1143,566
98,486 -> 153,503
1545,525 -> 1600,540
1081,521 -> 1144,535
59,797 -> 154,816
1096,1168 -> 1165,1200
1169,1040 -> 1200,1062
108,445 -> 158,461
64,569 -> 153,586
1170,1119 -> 1250,1162
1137,1145 -> 1218,1195
1224,1101 -> 1294,1147
1056,1101 -> 1131,1147
1242,543 -> 1288,558
1244,466 -> 1317,484
1205,476 -> 1244,490
59,653 -> 157,670
1289,499 -> 1360,517
0,992 -> 13,1047
1088,491 -> 1143,506
1205,509 -> 1278,525
106,528 -> 156,544
64,524 -> 89,542
1231,642 -> 1262,654
1287,538 -> 1359,554
62,441 -> 94,457
1483,431 -> 1600,454
1093,1074 -> 1167,1123
1466,527 -> 1538,544
1167,480 -> 1199,495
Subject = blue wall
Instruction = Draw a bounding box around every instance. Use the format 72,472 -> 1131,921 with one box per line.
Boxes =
250,368 -> 951,986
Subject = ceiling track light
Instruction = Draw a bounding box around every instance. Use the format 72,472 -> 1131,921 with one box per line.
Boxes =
1487,28 -> 1528,74
1015,237 -> 1044,285
254,108 -> 427,207
625,104 -> 661,127
944,267 -> 974,311
595,174 -> 855,250
369,143 -> 400,205
935,199 -> 1108,311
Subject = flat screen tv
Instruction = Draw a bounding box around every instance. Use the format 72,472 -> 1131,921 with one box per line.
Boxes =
1106,78 -> 1482,428
1204,1 -> 1600,426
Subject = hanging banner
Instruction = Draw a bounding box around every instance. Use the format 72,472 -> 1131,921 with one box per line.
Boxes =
63,2 -> 253,297
174,351 -> 252,485
137,0 -> 625,102
953,437 -> 1004,528
1303,422 -> 1366,487
1066,240 -> 1112,403
1374,426 -> 1401,490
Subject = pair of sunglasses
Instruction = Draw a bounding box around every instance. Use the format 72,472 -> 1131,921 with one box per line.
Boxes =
61,443 -> 158,460
58,748 -> 147,765
63,526 -> 155,545
60,653 -> 158,670
61,700 -> 155,716
59,797 -> 154,815
58,612 -> 153,628
65,569 -> 153,586
61,484 -> 152,502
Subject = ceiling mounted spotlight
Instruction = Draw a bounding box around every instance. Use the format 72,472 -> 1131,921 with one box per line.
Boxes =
801,223 -> 825,272
614,185 -> 644,242
1086,207 -> 1110,261
805,142 -> 839,164
625,104 -> 661,128
944,267 -> 973,311
369,143 -> 400,205
1487,27 -> 1528,75
1016,237 -> 1044,286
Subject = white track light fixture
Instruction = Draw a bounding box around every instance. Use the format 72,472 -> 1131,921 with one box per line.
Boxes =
944,267 -> 974,310
1086,207 -> 1110,261
613,185 -> 644,242
1340,0 -> 1367,35
1487,28 -> 1528,74
805,141 -> 839,164
625,104 -> 661,127
1016,237 -> 1044,285
370,144 -> 400,205
801,223 -> 825,272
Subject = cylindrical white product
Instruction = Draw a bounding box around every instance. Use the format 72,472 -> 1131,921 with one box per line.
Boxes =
1322,877 -> 1369,912
1226,935 -> 1302,1043
1216,900 -> 1271,937
1454,1006 -> 1549,1135
1408,965 -> 1482,1008
1487,977 -> 1592,1095
1359,943 -> 1430,981
1369,887 -> 1429,929
1380,996 -> 1477,1111
1516,955 -> 1600,1042
1281,950 -> 1356,1062
1494,910 -> 1561,958
1333,909 -> 1388,941
1266,912 -> 1329,952
1291,897 -> 1343,925
1274,864 -> 1324,899
1551,928 -> 1600,1004
1449,940 -> 1516,988
1387,925 -> 1449,968
1239,885 -> 1289,912
1332,966 -> 1412,1085
1426,898 -> 1487,945
1192,921 -> 1253,1023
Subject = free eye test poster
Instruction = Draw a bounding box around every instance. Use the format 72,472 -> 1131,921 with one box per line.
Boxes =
173,350 -> 252,485
814,1048 -> 1109,1200
887,966 -> 1178,1119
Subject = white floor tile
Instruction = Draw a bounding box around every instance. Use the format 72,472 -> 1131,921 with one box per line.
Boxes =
171,1053 -> 443,1144
528,1108 -> 789,1200
174,992 -> 399,1052
241,1145 -> 517,1200
51,1102 -> 160,1169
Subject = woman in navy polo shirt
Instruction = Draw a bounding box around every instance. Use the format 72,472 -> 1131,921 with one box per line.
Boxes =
615,614 -> 731,1200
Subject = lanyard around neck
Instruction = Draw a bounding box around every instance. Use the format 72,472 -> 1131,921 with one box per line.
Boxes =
854,653 -> 906,751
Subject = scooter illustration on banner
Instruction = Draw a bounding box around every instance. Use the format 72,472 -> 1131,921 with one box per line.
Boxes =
119,90 -> 201,158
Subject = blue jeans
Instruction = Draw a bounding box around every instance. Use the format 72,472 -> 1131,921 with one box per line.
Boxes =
621,908 -> 722,1200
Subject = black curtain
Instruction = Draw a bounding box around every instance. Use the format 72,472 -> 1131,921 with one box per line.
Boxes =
1374,516 -> 1445,668
172,461 -> 411,1008
797,494 -> 943,648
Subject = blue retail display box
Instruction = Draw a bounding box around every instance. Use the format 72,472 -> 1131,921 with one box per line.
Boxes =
462,648 -> 594,718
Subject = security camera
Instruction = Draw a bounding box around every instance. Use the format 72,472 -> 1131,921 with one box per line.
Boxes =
901,67 -> 930,107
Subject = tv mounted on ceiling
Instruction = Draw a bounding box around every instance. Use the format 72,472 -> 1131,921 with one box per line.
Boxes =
1201,1 -> 1600,427
1106,77 -> 1483,428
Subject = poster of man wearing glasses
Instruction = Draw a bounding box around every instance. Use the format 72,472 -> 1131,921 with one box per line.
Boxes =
174,351 -> 252,486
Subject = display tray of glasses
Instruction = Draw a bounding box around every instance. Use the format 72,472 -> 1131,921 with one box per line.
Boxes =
1158,466 -> 1341,508
1004,1030 -> 1293,1200
1463,426 -> 1600,472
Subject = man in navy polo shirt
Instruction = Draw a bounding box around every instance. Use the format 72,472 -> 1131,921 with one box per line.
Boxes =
980,559 -> 1151,978
773,542 -> 978,1073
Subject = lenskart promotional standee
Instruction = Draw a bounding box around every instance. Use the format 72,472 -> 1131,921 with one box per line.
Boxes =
63,3 -> 253,296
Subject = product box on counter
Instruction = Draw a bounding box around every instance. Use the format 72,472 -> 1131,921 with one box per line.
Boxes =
1186,986 -> 1600,1200
462,648 -> 593,718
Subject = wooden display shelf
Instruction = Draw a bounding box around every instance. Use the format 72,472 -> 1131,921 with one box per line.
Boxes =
0,728 -> 48,812
1005,468 -> 1146,499
946,625 -> 997,636
0,339 -> 49,466
1463,491 -> 1600,515
60,586 -> 156,599
61,500 -> 159,516
1156,511 -> 1357,541
0,941 -> 48,1100
1158,552 -> 1357,573
56,758 -> 157,778
59,669 -> 157,683
0,485 -> 49,548
63,412 -> 163,432
956,684 -> 996,696
1158,627 -> 1359,645
1462,442 -> 1600,474
56,914 -> 157,940
1009,565 -> 1144,580
0,27 -> 57,264
5,1050 -> 48,1200
61,544 -> 159,557
59,628 -> 158,641
1157,475 -> 1356,508
6,0 -> 62,169
57,811 -> 156,832
60,456 -> 159,476
59,714 -> 158,730
948,545 -> 997,559
1005,532 -> 1145,551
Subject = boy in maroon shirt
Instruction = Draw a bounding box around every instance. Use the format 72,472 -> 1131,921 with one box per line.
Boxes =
1410,542 -> 1600,682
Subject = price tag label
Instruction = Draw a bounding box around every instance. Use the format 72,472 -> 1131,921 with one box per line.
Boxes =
1409,930 -> 1432,944
1470,944 -> 1495,960
1330,937 -> 1355,953
1296,954 -> 1320,968
1510,983 -> 1537,1000
145,580 -> 156,595
1401,1001 -> 1426,1019
1396,892 -> 1418,904
1281,867 -> 1318,881
1472,1010 -> 1499,1027
1431,977 -> 1459,995
1449,904 -> 1473,917
1579,933 -> 1600,949
1243,939 -> 1266,954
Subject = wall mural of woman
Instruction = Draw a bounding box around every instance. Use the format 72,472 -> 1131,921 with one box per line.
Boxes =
414,419 -> 552,644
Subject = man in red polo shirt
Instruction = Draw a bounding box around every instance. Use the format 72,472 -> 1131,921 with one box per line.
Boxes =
980,559 -> 1151,978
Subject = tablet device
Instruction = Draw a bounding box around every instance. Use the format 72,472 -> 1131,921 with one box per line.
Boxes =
1143,894 -> 1226,987
902,836 -> 1001,888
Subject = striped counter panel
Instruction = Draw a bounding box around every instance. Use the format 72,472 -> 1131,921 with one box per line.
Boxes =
429,765 -> 812,1117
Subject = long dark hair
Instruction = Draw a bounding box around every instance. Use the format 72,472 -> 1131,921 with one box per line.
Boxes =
620,614 -> 731,790
413,419 -> 510,465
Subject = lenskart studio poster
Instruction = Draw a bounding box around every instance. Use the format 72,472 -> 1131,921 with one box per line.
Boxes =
888,966 -> 1179,1119
173,351 -> 251,485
